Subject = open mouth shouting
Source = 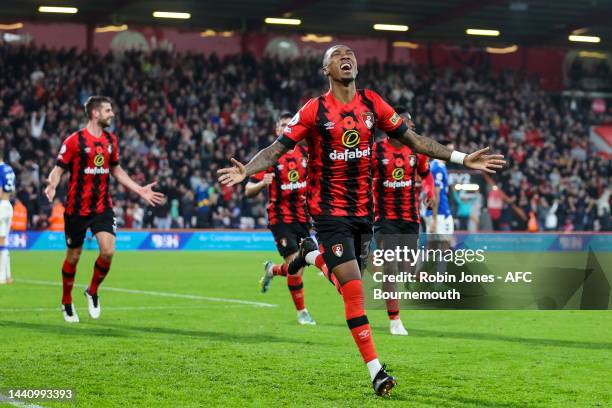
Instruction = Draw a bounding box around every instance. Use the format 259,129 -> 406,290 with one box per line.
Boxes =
340,61 -> 353,73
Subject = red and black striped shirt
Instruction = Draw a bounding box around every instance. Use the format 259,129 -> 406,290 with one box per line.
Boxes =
372,138 -> 430,223
278,89 -> 407,218
56,128 -> 119,216
250,145 -> 309,226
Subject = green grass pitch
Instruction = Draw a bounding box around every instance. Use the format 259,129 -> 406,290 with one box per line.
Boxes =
0,251 -> 610,407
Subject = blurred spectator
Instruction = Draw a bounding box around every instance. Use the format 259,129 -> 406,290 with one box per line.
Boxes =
0,43 -> 609,231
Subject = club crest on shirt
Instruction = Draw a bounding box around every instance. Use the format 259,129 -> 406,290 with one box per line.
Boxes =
108,145 -> 113,154
361,112 -> 374,129
332,244 -> 343,258
280,238 -> 287,247
409,155 -> 416,167
302,158 -> 307,168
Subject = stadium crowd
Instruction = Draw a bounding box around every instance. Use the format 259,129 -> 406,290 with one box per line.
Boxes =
0,44 -> 609,231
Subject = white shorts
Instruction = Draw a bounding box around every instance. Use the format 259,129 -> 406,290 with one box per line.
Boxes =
0,200 -> 13,238
425,214 -> 454,241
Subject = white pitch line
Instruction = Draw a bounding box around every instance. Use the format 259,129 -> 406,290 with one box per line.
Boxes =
14,279 -> 276,308
0,395 -> 46,408
0,305 -> 241,313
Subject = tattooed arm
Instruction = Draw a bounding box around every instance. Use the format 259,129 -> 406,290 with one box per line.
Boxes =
217,141 -> 288,187
396,128 -> 452,160
395,128 -> 506,174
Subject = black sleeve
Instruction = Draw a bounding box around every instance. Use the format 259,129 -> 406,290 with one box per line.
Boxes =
277,135 -> 297,150
386,122 -> 408,139
56,160 -> 69,170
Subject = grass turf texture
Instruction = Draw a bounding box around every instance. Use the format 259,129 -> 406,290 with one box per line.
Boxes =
0,251 -> 610,407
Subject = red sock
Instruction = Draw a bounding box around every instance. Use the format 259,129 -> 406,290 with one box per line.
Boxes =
61,259 -> 77,304
386,297 -> 400,320
88,256 -> 111,296
341,279 -> 377,363
287,275 -> 305,311
272,263 -> 288,276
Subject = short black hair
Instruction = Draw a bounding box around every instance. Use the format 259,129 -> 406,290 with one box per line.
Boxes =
438,139 -> 454,146
322,44 -> 351,67
277,111 -> 293,122
84,96 -> 113,119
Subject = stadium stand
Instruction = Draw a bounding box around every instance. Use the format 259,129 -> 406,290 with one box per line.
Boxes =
0,44 -> 609,231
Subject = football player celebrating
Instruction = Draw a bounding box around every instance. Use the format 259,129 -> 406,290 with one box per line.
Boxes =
45,96 -> 165,323
218,45 -> 505,396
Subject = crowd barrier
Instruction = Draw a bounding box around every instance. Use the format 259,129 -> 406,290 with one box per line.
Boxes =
6,231 -> 611,252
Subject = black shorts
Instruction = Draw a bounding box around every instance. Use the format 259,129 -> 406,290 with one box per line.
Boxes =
373,218 -> 420,251
269,222 -> 310,258
64,210 -> 116,249
313,216 -> 372,271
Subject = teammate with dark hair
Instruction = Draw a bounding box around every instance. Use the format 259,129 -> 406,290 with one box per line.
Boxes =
245,112 -> 316,325
218,45 -> 505,396
45,96 -> 166,323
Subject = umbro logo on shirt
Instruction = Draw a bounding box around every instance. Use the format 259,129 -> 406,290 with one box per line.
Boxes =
324,121 -> 335,130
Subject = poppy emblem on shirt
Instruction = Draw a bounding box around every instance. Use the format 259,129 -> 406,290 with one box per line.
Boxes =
361,112 -> 374,129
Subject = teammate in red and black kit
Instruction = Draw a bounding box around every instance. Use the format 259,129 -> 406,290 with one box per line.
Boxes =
245,112 -> 316,325
218,45 -> 505,396
372,107 -> 434,336
45,96 -> 165,323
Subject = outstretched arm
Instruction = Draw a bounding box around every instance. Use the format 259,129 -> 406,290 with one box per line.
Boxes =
395,128 -> 452,161
218,141 -> 288,187
394,128 -> 506,173
111,165 -> 166,206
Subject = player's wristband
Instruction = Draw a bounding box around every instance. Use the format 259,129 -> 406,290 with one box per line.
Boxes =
450,150 -> 467,165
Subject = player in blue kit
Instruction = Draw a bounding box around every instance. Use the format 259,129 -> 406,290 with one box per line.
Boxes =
425,141 -> 454,239
0,151 -> 16,284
